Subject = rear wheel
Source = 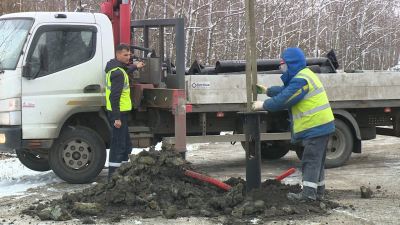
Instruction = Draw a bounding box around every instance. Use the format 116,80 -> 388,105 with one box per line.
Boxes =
241,141 -> 289,159
393,117 -> 400,137
48,126 -> 106,183
295,119 -> 353,168
16,150 -> 51,172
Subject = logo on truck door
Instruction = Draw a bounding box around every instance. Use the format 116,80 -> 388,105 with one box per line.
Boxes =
191,82 -> 210,89
22,101 -> 35,108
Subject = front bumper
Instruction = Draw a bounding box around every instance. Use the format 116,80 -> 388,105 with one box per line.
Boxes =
0,126 -> 21,152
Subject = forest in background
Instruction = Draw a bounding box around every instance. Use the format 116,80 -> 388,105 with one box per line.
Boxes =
2,0 -> 400,70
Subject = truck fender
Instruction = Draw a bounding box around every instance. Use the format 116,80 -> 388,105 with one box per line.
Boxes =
332,109 -> 361,140
332,109 -> 362,154
99,109 -> 112,131
54,106 -> 106,138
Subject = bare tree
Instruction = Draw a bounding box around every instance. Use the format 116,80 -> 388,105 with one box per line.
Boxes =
2,0 -> 400,70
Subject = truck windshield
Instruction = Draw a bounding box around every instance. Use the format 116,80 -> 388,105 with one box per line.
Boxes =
0,19 -> 33,70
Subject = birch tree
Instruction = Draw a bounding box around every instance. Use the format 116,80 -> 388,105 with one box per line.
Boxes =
2,0 -> 400,70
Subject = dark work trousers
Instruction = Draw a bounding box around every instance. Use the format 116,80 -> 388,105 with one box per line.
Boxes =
107,112 -> 132,180
300,134 -> 330,200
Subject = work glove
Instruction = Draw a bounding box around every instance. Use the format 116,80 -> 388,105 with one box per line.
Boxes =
255,84 -> 268,94
251,101 -> 264,111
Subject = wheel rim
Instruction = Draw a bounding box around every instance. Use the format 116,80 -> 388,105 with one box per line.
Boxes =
61,139 -> 92,170
326,129 -> 345,160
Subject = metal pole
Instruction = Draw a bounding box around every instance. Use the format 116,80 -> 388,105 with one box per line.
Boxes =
242,0 -> 262,192
244,113 -> 262,191
175,18 -> 185,90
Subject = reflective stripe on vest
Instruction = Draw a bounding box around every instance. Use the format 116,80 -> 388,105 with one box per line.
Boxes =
291,68 -> 334,134
105,67 -> 132,111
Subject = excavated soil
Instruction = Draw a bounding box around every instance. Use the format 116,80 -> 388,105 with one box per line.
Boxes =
22,145 -> 340,224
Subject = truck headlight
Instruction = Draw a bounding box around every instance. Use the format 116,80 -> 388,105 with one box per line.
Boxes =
0,111 -> 21,125
0,134 -> 5,144
0,113 -> 9,125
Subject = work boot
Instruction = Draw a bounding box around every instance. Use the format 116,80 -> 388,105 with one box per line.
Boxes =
316,194 -> 324,201
106,181 -> 116,189
286,192 -> 314,203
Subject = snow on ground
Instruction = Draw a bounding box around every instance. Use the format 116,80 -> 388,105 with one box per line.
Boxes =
0,157 -> 62,198
279,168 -> 302,185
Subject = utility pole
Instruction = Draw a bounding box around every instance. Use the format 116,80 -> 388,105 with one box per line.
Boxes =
239,0 -> 264,193
245,0 -> 257,111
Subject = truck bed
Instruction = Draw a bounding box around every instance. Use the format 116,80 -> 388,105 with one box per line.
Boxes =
186,72 -> 400,111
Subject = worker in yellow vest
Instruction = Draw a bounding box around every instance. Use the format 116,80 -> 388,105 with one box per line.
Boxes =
252,47 -> 335,203
105,43 -> 145,180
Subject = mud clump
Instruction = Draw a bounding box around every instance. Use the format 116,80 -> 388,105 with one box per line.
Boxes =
360,185 -> 373,198
29,145 -> 340,223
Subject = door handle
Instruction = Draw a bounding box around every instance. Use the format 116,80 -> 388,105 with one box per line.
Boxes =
84,84 -> 101,93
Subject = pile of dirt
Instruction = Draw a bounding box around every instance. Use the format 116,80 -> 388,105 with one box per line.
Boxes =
23,145 -> 341,224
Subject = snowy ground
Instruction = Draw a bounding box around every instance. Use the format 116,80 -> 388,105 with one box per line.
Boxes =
0,157 -> 61,198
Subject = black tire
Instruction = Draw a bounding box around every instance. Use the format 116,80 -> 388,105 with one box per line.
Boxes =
393,117 -> 400,137
295,147 -> 305,160
48,126 -> 106,184
16,150 -> 51,172
240,141 -> 289,159
295,119 -> 353,168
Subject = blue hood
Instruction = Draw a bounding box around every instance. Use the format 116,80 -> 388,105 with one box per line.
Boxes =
280,47 -> 307,86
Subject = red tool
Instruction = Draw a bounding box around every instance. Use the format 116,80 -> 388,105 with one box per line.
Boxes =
184,169 -> 232,191
275,168 -> 296,181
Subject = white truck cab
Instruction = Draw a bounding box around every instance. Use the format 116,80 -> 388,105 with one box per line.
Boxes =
0,12 -> 115,183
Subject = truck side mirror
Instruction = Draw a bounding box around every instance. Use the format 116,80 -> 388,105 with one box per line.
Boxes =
38,44 -> 49,72
22,44 -> 49,79
22,65 -> 31,78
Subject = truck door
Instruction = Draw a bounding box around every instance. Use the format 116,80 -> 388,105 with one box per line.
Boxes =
21,24 -> 104,139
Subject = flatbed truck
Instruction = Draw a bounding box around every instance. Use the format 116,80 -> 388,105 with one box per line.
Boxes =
0,2 -> 399,183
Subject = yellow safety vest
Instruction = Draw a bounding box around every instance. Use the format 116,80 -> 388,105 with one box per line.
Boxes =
291,68 -> 334,134
105,67 -> 132,111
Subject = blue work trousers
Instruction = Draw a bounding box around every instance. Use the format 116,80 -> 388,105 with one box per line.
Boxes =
107,112 -> 132,180
300,134 -> 330,200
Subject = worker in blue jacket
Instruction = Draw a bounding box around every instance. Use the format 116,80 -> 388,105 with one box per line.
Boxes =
252,47 -> 335,203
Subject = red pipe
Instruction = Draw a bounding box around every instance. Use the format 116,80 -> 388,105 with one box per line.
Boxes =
184,170 -> 231,191
275,168 -> 296,181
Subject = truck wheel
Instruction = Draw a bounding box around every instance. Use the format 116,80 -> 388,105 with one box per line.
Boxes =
260,142 -> 289,159
295,119 -> 353,168
48,126 -> 106,184
393,118 -> 400,137
241,141 -> 289,159
16,150 -> 51,172
295,147 -> 305,160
